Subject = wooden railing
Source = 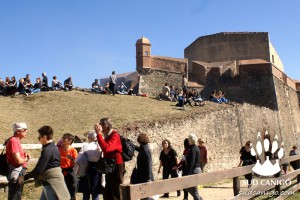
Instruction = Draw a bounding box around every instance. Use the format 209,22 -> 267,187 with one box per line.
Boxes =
0,143 -> 86,150
119,155 -> 300,200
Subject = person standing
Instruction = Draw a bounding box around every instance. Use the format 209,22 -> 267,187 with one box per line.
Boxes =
77,131 -> 103,200
238,141 -> 256,188
289,145 -> 300,170
109,71 -> 117,96
182,74 -> 188,94
158,139 -> 180,198
134,133 -> 154,200
185,134 -> 203,200
59,133 -> 78,200
24,126 -> 70,200
6,122 -> 31,200
94,118 -> 124,200
198,139 -> 208,173
176,138 -> 190,200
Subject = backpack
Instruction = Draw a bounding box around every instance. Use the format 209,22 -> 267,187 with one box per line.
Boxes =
0,137 -> 11,176
120,135 -> 135,162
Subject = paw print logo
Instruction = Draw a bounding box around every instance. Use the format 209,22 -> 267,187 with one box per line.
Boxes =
250,131 -> 284,176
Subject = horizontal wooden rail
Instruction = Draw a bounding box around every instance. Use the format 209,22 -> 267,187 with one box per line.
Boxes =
0,143 -> 87,150
120,154 -> 300,200
231,169 -> 300,200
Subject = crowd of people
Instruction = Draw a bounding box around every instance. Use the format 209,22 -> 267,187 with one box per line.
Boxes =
4,118 -> 209,200
209,90 -> 229,104
159,83 -> 206,108
90,71 -> 135,96
0,73 -> 74,96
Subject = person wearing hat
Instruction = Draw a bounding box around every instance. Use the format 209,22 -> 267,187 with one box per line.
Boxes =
6,122 -> 31,200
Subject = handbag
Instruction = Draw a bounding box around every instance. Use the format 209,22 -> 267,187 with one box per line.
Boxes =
130,167 -> 137,184
97,158 -> 116,174
0,137 -> 12,176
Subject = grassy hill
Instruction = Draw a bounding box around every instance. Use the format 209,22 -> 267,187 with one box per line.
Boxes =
0,91 -> 224,143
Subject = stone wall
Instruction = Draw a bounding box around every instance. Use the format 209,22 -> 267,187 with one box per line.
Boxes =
199,63 -> 278,110
151,57 -> 187,73
184,32 -> 276,72
138,69 -> 182,96
118,103 -> 297,183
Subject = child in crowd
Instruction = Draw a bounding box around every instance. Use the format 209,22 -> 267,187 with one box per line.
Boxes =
59,133 -> 78,200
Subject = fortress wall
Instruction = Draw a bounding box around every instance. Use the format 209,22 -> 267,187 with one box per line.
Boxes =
138,69 -> 182,96
119,103 -> 295,183
151,57 -> 187,73
273,76 -> 300,144
184,32 -> 270,72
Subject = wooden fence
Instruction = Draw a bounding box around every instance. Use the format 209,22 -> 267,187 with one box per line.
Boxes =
120,155 -> 300,200
0,143 -> 86,150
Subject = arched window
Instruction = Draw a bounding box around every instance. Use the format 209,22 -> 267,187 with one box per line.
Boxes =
138,52 -> 141,56
145,51 -> 149,56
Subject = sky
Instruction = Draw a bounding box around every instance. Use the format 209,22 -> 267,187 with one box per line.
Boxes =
0,0 -> 299,88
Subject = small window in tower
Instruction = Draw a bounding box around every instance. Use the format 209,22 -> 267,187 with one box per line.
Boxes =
138,52 -> 141,56
272,55 -> 275,63
145,51 -> 148,56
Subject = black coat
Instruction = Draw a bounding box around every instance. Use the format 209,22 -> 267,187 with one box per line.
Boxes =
136,144 -> 154,183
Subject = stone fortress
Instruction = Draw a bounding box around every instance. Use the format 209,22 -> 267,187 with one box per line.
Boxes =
102,32 -> 300,172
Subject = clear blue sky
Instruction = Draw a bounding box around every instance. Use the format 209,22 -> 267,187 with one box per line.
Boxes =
0,0 -> 299,88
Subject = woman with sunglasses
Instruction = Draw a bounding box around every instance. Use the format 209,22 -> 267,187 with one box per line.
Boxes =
24,126 -> 70,200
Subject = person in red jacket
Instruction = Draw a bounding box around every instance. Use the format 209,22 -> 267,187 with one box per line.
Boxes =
94,118 -> 124,200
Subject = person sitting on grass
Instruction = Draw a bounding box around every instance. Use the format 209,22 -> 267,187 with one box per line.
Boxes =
210,91 -> 222,104
42,72 -> 50,91
104,82 -> 110,94
52,76 -> 64,91
15,78 -> 30,96
91,79 -> 100,93
5,76 -> 17,95
59,133 -> 78,200
117,82 -> 128,95
209,90 -> 216,101
220,91 -> 229,103
24,74 -> 33,90
0,78 -> 4,94
31,77 -> 42,94
64,77 -> 73,91
170,85 -> 178,102
160,83 -> 172,101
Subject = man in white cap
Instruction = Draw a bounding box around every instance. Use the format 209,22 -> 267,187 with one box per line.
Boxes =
6,122 -> 31,200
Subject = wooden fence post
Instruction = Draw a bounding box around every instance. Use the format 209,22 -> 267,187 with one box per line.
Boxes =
233,176 -> 240,196
274,171 -> 281,197
120,184 -> 131,200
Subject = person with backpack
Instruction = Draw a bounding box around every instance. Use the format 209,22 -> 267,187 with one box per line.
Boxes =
94,117 -> 124,200
6,122 -> 31,200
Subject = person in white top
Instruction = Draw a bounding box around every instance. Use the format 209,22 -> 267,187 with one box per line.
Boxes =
77,131 -> 103,200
